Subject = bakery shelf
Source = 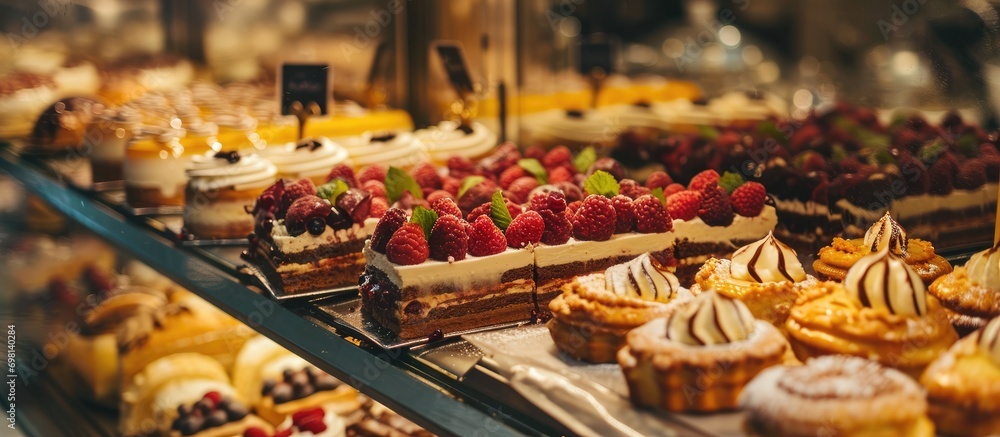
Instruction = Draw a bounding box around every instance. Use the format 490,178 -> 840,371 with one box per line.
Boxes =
0,148 -> 551,437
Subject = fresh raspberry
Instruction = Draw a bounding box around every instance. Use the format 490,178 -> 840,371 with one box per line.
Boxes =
279,179 -> 315,218
426,190 -> 454,204
370,208 -> 406,253
202,391 -> 222,405
633,194 -> 672,233
272,429 -> 293,437
291,408 -> 325,426
539,209 -> 572,245
507,176 -> 539,203
528,190 -> 567,213
927,152 -> 958,195
499,166 -> 528,189
297,417 -> 328,434
955,159 -> 988,190
524,145 -> 546,160
361,180 -> 386,199
610,195 -> 635,234
556,181 -> 585,202
644,171 -> 673,190
243,427 -> 270,437
431,197 -> 463,219
442,176 -> 462,196
386,223 -> 429,265
505,199 -> 523,220
980,143 -> 1000,156
429,215 -> 469,261
447,156 -> 475,177
688,170 -> 720,191
666,190 -> 700,221
567,200 -> 583,216
410,163 -> 442,190
357,165 -> 387,184
476,143 -> 521,176
325,164 -> 358,187
505,210 -> 544,248
369,197 -> 388,218
285,195 -> 332,232
730,181 -> 767,217
662,183 -> 685,198
467,215 -> 507,256
698,184 -> 734,226
466,202 -> 492,222
619,179 -> 651,199
547,166 -> 574,184
457,179 -> 499,215
251,179 -> 285,214
571,195 -> 617,241
542,146 -> 572,169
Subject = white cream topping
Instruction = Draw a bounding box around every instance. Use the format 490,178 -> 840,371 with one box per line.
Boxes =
844,248 -> 927,317
963,242 -> 1000,290
278,408 -> 347,437
707,91 -> 788,122
665,291 -> 755,346
523,108 -> 614,145
88,106 -> 143,162
186,153 -> 276,192
604,253 -> 680,303
363,241 -> 533,293
123,150 -> 190,198
864,212 -> 907,256
835,183 -> 999,222
980,317 -> 1000,367
259,138 -> 348,180
600,104 -> 671,131
730,231 -> 807,284
333,131 -> 429,168
271,220 -> 376,254
416,121 -> 497,161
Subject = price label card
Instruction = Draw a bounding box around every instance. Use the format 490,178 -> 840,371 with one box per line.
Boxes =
434,41 -> 475,96
578,39 -> 616,76
280,63 -> 330,116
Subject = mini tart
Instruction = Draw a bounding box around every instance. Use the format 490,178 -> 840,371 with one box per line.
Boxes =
741,355 -> 934,437
257,386 -> 359,425
919,321 -> 1000,437
786,282 -> 958,379
813,237 -> 951,284
547,274 -> 689,363
928,267 -> 1000,336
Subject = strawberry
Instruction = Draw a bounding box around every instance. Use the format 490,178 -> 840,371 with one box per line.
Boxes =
528,190 -> 567,213
698,184 -> 734,226
386,223 -> 429,265
467,215 -> 507,256
666,190 -> 700,221
542,146 -> 572,169
429,215 -> 469,261
426,190 -> 454,204
410,163 -> 442,190
610,195 -> 635,234
730,181 -> 767,217
644,171 -> 673,190
619,179 -> 651,199
285,195 -> 332,233
361,180 -> 386,199
370,208 -> 406,253
571,195 -> 617,241
499,166 -> 528,189
325,164 -> 358,187
505,210 -> 544,248
369,197 -> 388,218
539,209 -> 572,245
662,183 -> 685,198
507,176 -> 539,203
431,197 -> 463,219
633,194 -> 671,233
688,170 -> 720,191
279,179 -> 315,218
547,166 -> 574,184
357,165 -> 387,184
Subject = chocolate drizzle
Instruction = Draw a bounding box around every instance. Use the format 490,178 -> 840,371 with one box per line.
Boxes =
849,250 -> 924,316
732,231 -> 803,283
370,132 -> 397,143
213,151 -> 241,163
295,138 -> 323,151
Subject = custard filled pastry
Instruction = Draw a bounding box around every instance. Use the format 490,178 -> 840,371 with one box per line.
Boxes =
928,242 -> 1000,335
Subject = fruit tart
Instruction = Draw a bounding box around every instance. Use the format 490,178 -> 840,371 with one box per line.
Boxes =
928,242 -> 1000,335
617,290 -> 788,413
788,248 -> 959,378
691,231 -> 815,333
813,212 -> 951,284
920,316 -> 1000,437
547,252 -> 692,363
243,406 -> 347,437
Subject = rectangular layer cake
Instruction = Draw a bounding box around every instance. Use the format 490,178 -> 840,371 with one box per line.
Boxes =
252,221 -> 375,294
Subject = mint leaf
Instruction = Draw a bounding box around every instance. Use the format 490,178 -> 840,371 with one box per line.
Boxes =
583,170 -> 620,198
697,125 -> 719,140
718,171 -> 745,195
651,187 -> 665,204
385,166 -> 423,204
457,175 -> 485,199
409,206 -> 438,240
756,120 -> 787,145
490,190 -> 513,231
518,158 -> 548,184
316,179 -> 349,202
572,147 -> 597,174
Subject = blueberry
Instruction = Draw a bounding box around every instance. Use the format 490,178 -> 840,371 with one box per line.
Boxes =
205,409 -> 228,428
226,401 -> 248,421
271,382 -> 293,404
307,217 -> 326,235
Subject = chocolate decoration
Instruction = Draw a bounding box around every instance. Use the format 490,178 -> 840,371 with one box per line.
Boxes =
566,109 -> 584,119
687,310 -> 704,345
213,151 -> 241,164
713,303 -> 730,343
456,123 -> 475,135
295,138 -> 323,151
370,132 -> 397,143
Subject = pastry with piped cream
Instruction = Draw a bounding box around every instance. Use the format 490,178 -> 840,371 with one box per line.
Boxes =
928,242 -> 1000,335
258,137 -> 349,186
547,252 -> 692,363
617,290 -> 788,413
788,248 -> 959,378
183,151 -> 277,240
813,212 -> 951,284
691,231 -> 815,331
920,316 -> 1000,436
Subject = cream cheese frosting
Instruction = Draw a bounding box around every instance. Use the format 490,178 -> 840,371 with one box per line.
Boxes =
604,253 -> 680,303
665,291 -> 755,346
260,137 -> 349,181
964,242 -> 1000,290
980,317 -> 1000,366
844,248 -> 927,317
864,212 -> 907,256
186,152 -> 277,192
416,120 -> 497,161
730,231 -> 807,284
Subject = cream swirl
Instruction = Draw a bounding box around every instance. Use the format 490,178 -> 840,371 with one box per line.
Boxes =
964,241 -> 1000,290
864,212 -> 907,256
844,248 -> 927,317
603,253 -> 680,303
665,291 -> 754,346
335,131 -> 428,168
186,152 -> 276,192
416,121 -> 497,161
980,317 -> 1000,366
730,231 -> 807,283
259,137 -> 348,180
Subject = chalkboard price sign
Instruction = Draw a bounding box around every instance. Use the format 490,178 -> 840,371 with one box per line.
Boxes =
280,64 -> 330,116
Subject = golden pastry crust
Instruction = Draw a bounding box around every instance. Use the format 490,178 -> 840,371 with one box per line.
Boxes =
257,386 -> 360,425
692,258 -> 815,333
813,238 -> 952,285
920,334 -> 1000,437
170,414 -> 274,437
617,318 -> 788,413
786,282 -> 958,378
928,267 -> 1000,334
547,274 -> 688,363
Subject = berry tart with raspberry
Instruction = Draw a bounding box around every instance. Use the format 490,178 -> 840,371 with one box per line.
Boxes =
243,406 -> 347,437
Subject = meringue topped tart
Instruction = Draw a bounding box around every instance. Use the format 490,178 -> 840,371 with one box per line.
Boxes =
183,151 -> 277,240
618,291 -> 788,412
928,241 -> 1000,334
259,137 -> 349,185
334,131 -> 429,169
416,120 -> 497,164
